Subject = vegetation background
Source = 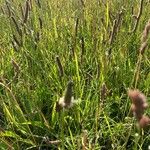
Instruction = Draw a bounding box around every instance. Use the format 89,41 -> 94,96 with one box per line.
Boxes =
0,0 -> 150,149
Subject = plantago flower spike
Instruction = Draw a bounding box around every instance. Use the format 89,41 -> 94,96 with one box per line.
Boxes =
56,81 -> 75,111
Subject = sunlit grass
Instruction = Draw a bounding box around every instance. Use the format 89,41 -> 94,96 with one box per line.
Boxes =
0,0 -> 150,149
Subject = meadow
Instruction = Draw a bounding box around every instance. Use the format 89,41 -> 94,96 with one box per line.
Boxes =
0,0 -> 150,149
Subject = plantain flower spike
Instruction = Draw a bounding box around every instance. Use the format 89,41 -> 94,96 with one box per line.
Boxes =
56,81 -> 76,111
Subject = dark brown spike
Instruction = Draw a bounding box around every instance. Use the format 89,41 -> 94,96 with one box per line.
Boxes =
5,0 -> 11,17
56,55 -> 64,77
130,0 -> 144,33
141,20 -> 150,42
97,63 -> 100,79
28,0 -> 32,10
23,0 -> 29,24
72,18 -> 79,57
109,19 -> 117,45
1,7 -> 5,15
100,83 -> 107,103
13,34 -> 21,47
11,59 -> 20,73
140,42 -> 148,55
19,3 -> 24,21
39,17 -> 43,29
116,9 -> 123,33
11,16 -> 22,37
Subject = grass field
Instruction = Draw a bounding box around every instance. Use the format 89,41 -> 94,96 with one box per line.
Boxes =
0,0 -> 150,149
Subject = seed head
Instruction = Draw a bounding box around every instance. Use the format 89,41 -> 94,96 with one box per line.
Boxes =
56,81 -> 75,111
139,115 -> 150,128
128,89 -> 150,129
128,89 -> 147,108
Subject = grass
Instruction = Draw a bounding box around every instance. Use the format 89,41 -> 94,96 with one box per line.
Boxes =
0,0 -> 150,149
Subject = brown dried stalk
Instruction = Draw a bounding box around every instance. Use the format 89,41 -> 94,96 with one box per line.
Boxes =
109,19 -> 117,45
130,0 -> 144,33
5,0 -> 11,17
28,0 -> 32,10
109,9 -> 124,45
1,7 -> 5,15
132,19 -> 150,87
116,10 -> 124,33
131,6 -> 134,16
100,83 -> 108,104
11,59 -> 20,82
45,140 -> 61,145
108,19 -> 117,56
72,18 -> 79,57
39,17 -> 43,29
23,0 -> 29,24
11,16 -> 22,37
141,20 -> 150,41
108,9 -> 124,57
19,3 -> 24,21
12,59 -> 20,73
82,130 -> 88,150
140,19 -> 150,54
5,59 -> 20,86
13,34 -> 21,47
96,63 -> 100,79
56,56 -> 64,77
140,42 -> 148,55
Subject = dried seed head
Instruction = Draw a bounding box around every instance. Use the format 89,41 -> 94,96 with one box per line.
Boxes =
140,19 -> 150,55
128,89 -> 147,107
128,89 -> 148,120
13,34 -> 21,47
131,104 -> 143,120
56,81 -> 75,111
19,3 -> 24,20
140,41 -> 148,55
24,0 -> 29,24
56,56 -> 64,77
142,20 -> 150,42
11,17 -> 22,37
46,140 -> 61,145
5,0 -> 11,17
11,59 -> 20,73
139,115 -> 150,128
101,83 -> 107,100
39,17 -> 43,29
142,30 -> 148,42
64,81 -> 74,105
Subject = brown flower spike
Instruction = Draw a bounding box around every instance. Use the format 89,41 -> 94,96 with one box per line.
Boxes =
56,81 -> 76,112
128,89 -> 150,128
